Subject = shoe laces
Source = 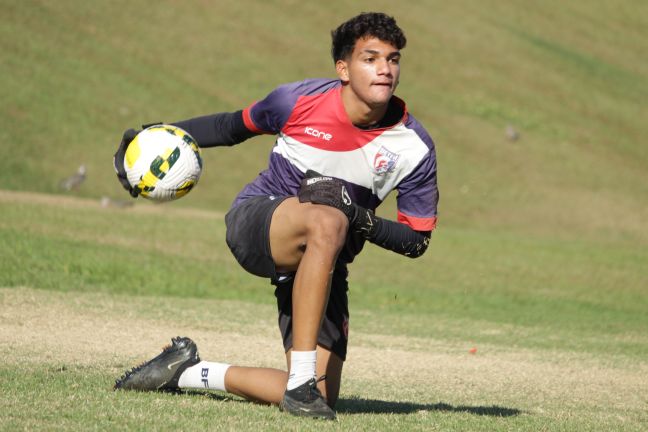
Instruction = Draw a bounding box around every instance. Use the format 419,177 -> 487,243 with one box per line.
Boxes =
302,375 -> 327,400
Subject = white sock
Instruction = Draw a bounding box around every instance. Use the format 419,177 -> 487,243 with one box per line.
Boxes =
178,361 -> 231,392
286,350 -> 317,390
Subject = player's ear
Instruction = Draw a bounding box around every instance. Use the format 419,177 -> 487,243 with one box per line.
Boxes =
336,59 -> 349,82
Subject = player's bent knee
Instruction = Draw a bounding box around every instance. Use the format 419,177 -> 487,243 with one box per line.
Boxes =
305,208 -> 349,251
315,375 -> 340,409
324,391 -> 339,409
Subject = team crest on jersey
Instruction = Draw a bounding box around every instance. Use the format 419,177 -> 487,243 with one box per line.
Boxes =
373,146 -> 400,175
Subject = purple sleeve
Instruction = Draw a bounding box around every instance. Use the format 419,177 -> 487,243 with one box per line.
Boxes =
242,79 -> 340,134
396,120 -> 439,231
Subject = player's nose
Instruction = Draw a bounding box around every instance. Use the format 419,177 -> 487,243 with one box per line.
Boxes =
376,58 -> 392,76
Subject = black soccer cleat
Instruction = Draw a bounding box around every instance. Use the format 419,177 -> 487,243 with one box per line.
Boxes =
113,336 -> 200,392
279,376 -> 336,420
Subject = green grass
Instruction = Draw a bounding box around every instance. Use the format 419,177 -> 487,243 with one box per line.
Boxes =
0,366 -> 538,431
1,195 -> 647,430
2,195 -> 646,358
1,0 -> 647,430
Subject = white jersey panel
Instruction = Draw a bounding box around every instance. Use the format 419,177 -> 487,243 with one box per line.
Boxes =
272,123 -> 429,201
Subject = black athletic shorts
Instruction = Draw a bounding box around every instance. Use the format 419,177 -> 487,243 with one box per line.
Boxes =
225,195 -> 350,360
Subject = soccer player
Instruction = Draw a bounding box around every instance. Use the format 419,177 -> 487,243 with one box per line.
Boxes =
113,12 -> 439,420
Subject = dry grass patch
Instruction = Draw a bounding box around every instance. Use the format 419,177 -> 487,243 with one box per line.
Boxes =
2,286 -> 646,429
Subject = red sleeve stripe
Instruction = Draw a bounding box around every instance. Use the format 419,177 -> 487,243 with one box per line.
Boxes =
242,103 -> 267,134
397,211 -> 437,231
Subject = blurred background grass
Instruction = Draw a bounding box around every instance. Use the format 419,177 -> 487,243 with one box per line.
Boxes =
1,0 -> 646,244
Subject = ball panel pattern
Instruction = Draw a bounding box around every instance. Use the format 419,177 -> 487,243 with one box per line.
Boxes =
123,125 -> 202,202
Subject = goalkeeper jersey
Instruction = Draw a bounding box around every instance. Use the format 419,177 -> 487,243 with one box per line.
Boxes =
235,78 -> 439,235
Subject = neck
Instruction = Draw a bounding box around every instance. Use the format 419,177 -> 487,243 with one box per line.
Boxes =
340,86 -> 389,127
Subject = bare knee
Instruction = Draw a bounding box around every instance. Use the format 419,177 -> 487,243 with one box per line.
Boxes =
322,388 -> 339,409
305,207 -> 349,252
315,347 -> 343,408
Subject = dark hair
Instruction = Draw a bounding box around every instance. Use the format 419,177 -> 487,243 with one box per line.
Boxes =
331,12 -> 407,62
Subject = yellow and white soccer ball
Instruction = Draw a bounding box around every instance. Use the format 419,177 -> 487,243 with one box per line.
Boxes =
124,124 -> 203,202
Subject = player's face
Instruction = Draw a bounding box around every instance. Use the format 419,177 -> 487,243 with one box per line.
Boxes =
336,37 -> 401,109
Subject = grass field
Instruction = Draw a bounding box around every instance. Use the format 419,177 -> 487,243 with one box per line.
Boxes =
1,190 -> 646,431
1,0 -> 647,430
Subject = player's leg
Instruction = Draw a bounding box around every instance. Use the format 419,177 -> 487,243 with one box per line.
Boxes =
111,337 -> 343,407
220,366 -> 287,404
316,346 -> 344,408
175,292 -> 347,408
178,197 -> 347,415
272,260 -> 349,419
221,345 -> 343,406
286,346 -> 344,407
114,196 -> 346,418
268,198 -> 347,419
269,197 -> 348,354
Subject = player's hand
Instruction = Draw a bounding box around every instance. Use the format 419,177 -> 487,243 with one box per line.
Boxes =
113,128 -> 140,197
298,170 -> 358,222
352,206 -> 378,238
113,123 -> 162,198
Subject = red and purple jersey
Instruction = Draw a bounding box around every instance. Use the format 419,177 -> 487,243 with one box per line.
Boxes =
235,78 -> 439,232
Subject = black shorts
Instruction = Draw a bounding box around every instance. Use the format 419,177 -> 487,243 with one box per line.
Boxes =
225,196 -> 350,360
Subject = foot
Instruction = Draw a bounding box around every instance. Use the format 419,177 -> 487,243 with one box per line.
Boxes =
114,336 -> 200,392
279,377 -> 336,420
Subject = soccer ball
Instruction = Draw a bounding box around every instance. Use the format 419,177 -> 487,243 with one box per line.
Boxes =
124,124 -> 203,202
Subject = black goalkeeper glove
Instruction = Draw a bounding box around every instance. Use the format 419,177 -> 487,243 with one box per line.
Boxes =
112,123 -> 161,198
352,205 -> 379,239
298,171 -> 430,257
298,170 -> 358,222
113,128 -> 139,197
298,170 -> 380,239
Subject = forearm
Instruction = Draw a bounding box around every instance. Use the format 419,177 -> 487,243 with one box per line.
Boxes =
296,172 -> 432,258
355,208 -> 431,258
172,110 -> 257,147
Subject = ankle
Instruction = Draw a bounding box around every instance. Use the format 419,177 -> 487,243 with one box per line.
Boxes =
286,350 -> 316,390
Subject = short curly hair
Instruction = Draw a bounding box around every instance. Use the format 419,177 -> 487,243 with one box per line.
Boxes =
331,12 -> 407,62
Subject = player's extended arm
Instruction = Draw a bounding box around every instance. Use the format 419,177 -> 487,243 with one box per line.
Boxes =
172,111 -> 257,147
298,171 -> 431,258
353,206 -> 431,258
113,111 -> 254,196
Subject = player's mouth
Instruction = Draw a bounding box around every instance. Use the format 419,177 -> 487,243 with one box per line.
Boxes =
371,81 -> 394,94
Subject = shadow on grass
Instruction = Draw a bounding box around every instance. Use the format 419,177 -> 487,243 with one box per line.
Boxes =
184,391 -> 521,417
336,397 -> 522,417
